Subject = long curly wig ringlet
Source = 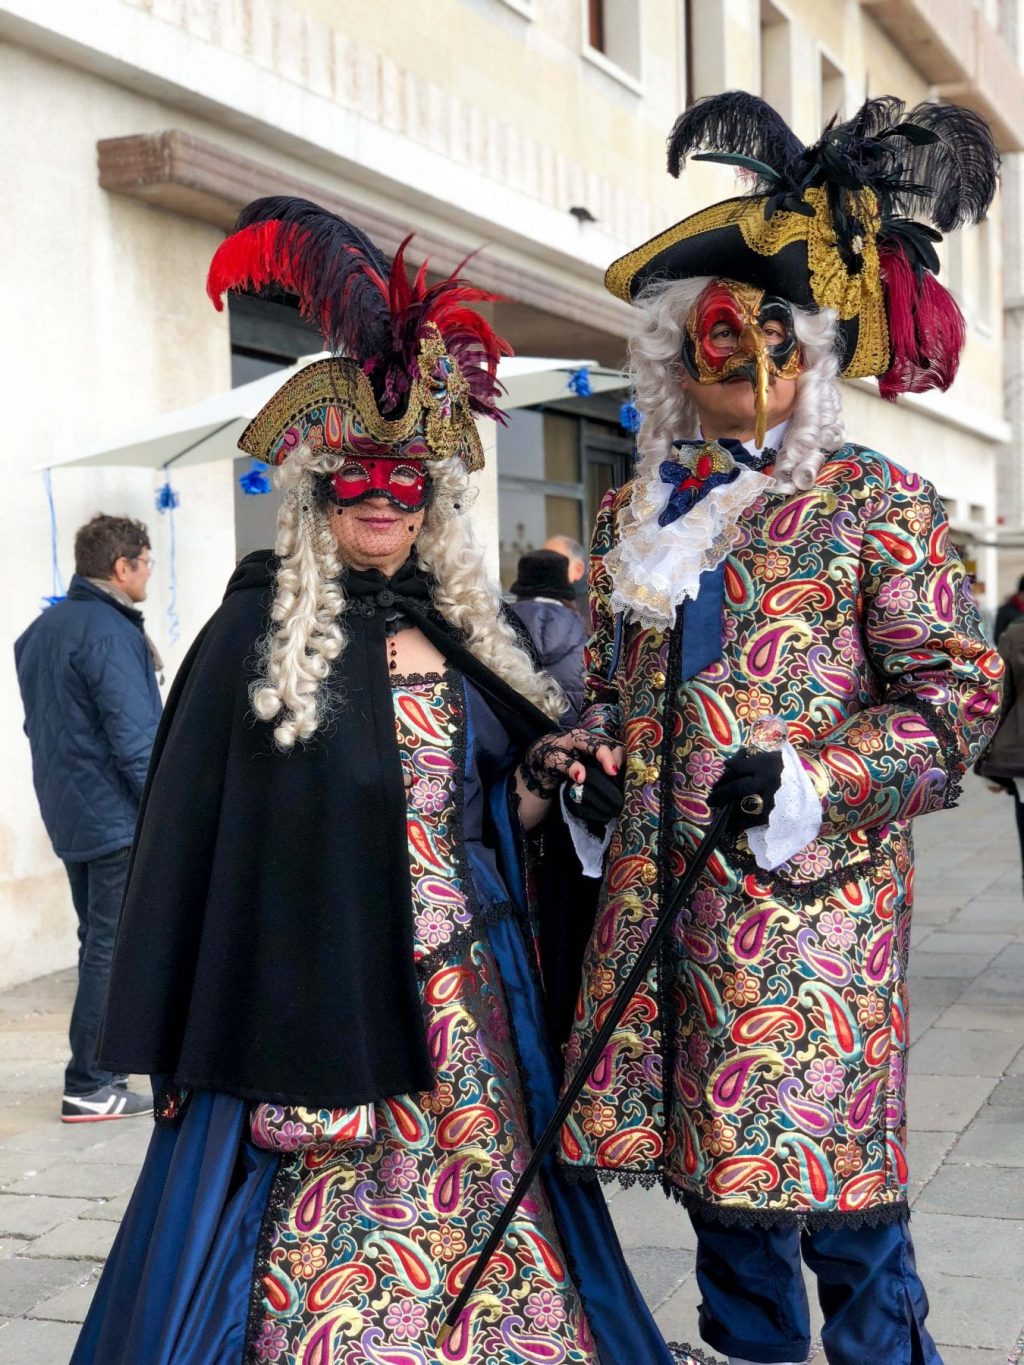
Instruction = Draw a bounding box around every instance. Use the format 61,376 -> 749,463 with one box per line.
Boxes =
250,447 -> 565,749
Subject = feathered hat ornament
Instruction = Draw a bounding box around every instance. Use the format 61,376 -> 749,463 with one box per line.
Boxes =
207,196 -> 511,471
606,93 -> 999,398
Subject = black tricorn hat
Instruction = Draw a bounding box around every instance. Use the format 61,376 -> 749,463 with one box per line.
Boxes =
606,93 -> 999,396
510,549 -> 576,603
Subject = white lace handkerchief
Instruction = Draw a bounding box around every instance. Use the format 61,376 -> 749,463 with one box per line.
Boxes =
559,785 -> 615,879
746,743 -> 823,871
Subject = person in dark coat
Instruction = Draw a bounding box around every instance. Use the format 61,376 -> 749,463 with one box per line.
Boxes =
509,548 -> 587,723
14,514 -> 161,1122
976,617 -> 1024,885
994,574 -> 1024,641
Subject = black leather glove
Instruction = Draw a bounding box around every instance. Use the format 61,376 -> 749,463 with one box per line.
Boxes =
564,751 -> 624,838
709,750 -> 784,831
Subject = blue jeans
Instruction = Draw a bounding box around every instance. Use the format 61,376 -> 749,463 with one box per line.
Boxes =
689,1206 -> 941,1365
62,847 -> 131,1095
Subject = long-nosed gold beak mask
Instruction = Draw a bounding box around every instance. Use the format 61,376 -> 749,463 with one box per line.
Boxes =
682,279 -> 803,446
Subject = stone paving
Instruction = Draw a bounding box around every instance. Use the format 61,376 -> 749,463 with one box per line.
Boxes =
0,781 -> 1021,1363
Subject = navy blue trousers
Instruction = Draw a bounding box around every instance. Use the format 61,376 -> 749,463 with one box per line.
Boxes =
689,1207 -> 941,1365
63,847 -> 131,1095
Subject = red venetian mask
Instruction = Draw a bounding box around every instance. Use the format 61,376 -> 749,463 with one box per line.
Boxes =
325,457 -> 430,513
681,279 -> 802,446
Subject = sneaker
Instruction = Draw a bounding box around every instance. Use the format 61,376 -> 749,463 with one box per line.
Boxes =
61,1085 -> 153,1123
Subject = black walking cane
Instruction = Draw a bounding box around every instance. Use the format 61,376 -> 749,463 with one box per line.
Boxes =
437,802 -> 733,1349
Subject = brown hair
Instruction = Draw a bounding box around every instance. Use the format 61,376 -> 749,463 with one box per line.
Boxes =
74,515 -> 151,579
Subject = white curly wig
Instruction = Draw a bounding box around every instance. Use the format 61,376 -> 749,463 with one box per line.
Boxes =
250,446 -> 564,749
627,276 -> 845,496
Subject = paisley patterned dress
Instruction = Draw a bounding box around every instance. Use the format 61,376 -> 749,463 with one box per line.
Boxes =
246,674 -> 599,1365
560,447 -> 1003,1226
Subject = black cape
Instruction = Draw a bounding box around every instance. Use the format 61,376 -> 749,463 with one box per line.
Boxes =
98,551 -> 561,1108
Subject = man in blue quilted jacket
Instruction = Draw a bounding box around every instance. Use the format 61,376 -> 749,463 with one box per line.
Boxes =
15,515 -> 162,1121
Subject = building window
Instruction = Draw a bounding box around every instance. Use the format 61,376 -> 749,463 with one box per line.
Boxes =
497,407 -> 631,590
229,294 -> 320,381
229,295 -> 320,560
588,0 -> 605,51
819,48 -> 846,126
759,0 -> 793,121
582,0 -> 643,92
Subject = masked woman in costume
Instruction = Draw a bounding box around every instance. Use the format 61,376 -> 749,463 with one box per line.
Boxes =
72,199 -> 682,1365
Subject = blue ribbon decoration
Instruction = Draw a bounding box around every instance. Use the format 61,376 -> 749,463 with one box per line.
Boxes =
680,567 -> 726,680
658,458 -> 741,527
619,400 -> 643,433
666,438 -> 774,679
239,460 -> 272,496
41,468 -> 66,609
567,367 -> 592,397
155,475 -> 180,645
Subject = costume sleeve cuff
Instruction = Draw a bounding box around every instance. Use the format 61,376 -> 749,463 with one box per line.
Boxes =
746,742 -> 822,872
559,785 -> 615,879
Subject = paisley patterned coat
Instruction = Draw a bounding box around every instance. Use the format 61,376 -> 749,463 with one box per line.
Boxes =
558,445 -> 1003,1226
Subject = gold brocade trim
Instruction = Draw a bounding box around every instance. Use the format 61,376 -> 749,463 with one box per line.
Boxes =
604,196 -> 754,302
238,338 -> 486,472
741,186 -> 888,381
604,188 -> 890,381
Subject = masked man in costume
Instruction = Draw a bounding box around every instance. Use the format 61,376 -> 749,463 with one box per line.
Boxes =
73,198 -> 693,1365
557,94 -> 1005,1365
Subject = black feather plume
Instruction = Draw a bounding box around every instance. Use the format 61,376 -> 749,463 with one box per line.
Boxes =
226,197 -> 394,362
667,92 -> 805,190
888,102 -> 1000,230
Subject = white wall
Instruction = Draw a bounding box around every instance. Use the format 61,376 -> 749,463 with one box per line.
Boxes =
0,45 -> 237,988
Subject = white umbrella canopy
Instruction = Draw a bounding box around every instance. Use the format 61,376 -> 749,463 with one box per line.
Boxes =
42,356 -> 628,472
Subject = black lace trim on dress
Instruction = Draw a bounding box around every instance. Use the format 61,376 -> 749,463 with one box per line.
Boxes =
414,900 -> 515,979
559,1163 -> 910,1230
656,619 -> 683,1142
242,1154 -> 292,1364
668,1345 -> 727,1365
455,719 -> 600,1349
389,669 -> 446,688
896,693 -> 966,809
565,1168 -> 912,1233
727,822 -> 886,901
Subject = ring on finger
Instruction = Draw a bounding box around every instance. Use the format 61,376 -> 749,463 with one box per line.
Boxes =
740,794 -> 765,816
569,782 -> 585,804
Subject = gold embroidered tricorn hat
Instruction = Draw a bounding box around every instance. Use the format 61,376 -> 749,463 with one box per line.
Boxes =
207,197 -> 511,472
606,93 -> 999,397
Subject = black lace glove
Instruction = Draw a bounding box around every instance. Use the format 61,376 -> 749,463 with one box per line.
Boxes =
519,728 -> 610,800
564,751 -> 624,837
709,750 -> 784,831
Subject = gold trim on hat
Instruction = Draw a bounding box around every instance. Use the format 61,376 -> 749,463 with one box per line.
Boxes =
237,329 -> 486,472
605,186 -> 889,380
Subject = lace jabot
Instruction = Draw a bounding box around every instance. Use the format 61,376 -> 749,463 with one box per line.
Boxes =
606,422 -> 789,632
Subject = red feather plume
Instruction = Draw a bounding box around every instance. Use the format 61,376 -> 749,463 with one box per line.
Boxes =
206,198 -> 510,422
878,243 -> 966,399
